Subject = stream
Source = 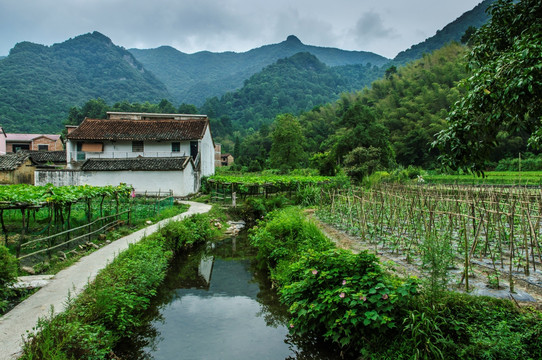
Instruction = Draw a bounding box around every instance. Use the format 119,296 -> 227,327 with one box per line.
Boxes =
116,235 -> 337,359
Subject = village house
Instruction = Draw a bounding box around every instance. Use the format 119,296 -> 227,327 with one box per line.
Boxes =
221,153 -> 234,167
0,128 -> 63,154
0,151 -> 66,184
36,112 -> 215,196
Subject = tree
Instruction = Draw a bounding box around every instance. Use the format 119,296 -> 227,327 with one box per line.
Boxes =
269,114 -> 306,171
158,99 -> 176,113
343,146 -> 384,182
178,103 -> 198,114
435,0 -> 542,173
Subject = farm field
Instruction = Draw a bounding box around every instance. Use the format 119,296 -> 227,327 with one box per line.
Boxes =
423,171 -> 542,186
316,183 -> 542,296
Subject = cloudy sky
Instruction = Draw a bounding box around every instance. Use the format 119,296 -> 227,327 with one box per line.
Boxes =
0,0 -> 483,59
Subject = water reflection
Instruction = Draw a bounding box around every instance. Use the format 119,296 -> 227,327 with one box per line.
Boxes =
116,235 -> 336,360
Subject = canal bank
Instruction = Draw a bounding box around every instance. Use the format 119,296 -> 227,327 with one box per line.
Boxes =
0,201 -> 212,360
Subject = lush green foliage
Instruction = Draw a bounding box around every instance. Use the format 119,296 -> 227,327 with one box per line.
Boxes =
249,207 -> 420,355
159,213 -> 219,254
21,213 -> 216,359
201,52 -> 385,140
423,171 -> 542,185
249,207 -> 333,270
206,173 -> 340,189
269,114 -> 307,171
0,32 -> 168,132
0,183 -> 132,207
495,153 -> 542,171
435,0 -> 542,173
0,245 -> 18,312
298,43 -> 470,174
281,249 -> 418,349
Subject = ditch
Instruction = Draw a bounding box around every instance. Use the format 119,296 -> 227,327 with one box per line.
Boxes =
116,234 -> 337,360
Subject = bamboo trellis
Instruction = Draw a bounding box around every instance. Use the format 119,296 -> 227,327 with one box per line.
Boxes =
318,184 -> 542,291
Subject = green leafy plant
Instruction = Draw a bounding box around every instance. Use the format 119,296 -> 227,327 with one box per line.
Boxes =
0,245 -> 18,312
280,248 -> 418,352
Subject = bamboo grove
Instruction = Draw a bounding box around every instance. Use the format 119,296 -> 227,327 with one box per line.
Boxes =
317,184 -> 542,292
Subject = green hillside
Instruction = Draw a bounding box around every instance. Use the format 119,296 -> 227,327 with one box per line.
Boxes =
393,0 -> 497,64
199,52 -> 384,138
0,32 -> 169,133
129,35 -> 389,106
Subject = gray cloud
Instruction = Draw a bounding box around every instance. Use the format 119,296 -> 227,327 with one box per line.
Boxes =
351,11 -> 399,48
0,0 -> 484,58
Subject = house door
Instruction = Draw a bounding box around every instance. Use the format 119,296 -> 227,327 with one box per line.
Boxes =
190,141 -> 199,160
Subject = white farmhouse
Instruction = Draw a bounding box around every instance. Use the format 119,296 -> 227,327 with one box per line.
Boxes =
36,112 -> 215,196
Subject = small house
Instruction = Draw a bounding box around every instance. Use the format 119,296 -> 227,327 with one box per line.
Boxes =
36,112 -> 215,196
0,151 -> 66,184
0,129 -> 63,154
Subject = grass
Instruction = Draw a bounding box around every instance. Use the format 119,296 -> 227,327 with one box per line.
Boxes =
423,171 -> 542,186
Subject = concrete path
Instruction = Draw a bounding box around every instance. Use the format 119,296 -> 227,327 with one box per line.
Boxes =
0,201 -> 212,360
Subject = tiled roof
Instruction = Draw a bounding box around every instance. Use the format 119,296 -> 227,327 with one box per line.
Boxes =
28,151 -> 66,164
0,152 -> 30,171
67,118 -> 209,141
80,157 -> 192,171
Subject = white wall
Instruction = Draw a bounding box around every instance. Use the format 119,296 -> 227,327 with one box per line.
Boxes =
35,166 -> 199,197
80,169 -> 197,196
200,127 -> 215,176
35,169 -> 81,187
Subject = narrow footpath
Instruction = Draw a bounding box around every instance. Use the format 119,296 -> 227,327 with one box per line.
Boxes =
0,201 -> 212,360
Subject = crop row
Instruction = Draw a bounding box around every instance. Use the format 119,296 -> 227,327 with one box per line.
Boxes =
317,184 -> 542,291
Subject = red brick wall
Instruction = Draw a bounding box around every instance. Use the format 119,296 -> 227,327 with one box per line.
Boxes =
31,137 -> 62,151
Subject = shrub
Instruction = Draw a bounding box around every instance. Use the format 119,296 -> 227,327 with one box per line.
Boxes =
159,213 -> 218,253
0,245 -> 18,312
249,207 -> 332,270
279,248 -> 418,351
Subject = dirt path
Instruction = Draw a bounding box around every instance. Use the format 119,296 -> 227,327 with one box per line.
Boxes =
0,201 -> 211,360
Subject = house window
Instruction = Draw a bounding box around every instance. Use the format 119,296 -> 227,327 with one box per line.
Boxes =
171,142 -> 180,152
38,144 -> 49,151
132,141 -> 144,152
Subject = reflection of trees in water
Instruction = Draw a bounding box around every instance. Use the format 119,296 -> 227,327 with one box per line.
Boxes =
285,333 -> 339,360
113,245 -> 206,359
115,234 -> 337,359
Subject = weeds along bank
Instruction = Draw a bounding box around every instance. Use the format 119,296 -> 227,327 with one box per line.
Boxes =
19,213 -> 219,359
250,206 -> 542,359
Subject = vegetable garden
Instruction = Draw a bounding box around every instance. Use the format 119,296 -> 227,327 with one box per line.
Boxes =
317,183 -> 542,293
205,174 -> 343,203
0,184 -> 178,269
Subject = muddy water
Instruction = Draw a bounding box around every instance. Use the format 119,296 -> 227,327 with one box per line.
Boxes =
116,235 -> 336,359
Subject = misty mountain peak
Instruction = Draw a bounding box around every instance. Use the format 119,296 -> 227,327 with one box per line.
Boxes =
286,35 -> 302,44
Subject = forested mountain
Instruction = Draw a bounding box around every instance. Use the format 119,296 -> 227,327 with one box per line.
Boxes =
236,43 -> 473,171
129,35 -> 389,106
199,52 -> 385,139
393,0 -> 497,64
0,32 -> 169,132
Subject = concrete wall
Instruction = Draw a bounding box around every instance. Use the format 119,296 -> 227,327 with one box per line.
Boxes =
36,166 -> 199,197
35,169 -> 81,187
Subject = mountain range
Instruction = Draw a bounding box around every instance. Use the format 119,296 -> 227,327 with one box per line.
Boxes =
0,0 -> 496,133
129,35 -> 389,106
